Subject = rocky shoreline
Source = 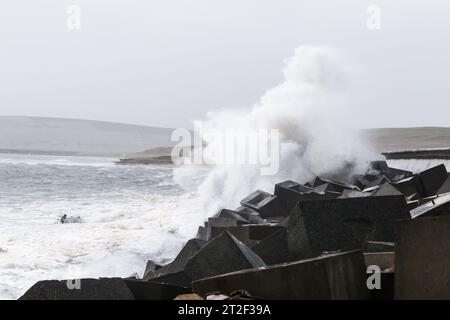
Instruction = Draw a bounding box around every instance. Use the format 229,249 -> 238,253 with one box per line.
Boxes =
19,159 -> 450,300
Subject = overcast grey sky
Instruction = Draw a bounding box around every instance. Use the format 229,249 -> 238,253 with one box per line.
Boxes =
0,1 -> 449,129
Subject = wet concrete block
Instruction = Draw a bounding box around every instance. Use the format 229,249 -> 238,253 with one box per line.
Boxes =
148,238 -> 207,280
196,226 -> 207,241
410,193 -> 450,219
215,209 -> 249,224
371,182 -> 404,197
395,215 -> 450,299
184,231 -> 266,282
250,228 -> 289,265
19,278 -> 135,300
240,190 -> 281,219
234,206 -> 266,224
284,195 -> 410,260
274,180 -> 339,215
364,252 -> 394,271
311,177 -> 358,193
419,164 -> 448,197
207,217 -> 237,240
192,250 -> 370,299
143,260 -> 162,280
148,271 -> 192,288
392,176 -> 419,197
438,175 -> 450,195
124,279 -> 190,300
364,241 -> 395,253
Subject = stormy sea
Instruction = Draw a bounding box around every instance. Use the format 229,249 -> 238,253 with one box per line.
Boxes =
0,153 -> 208,299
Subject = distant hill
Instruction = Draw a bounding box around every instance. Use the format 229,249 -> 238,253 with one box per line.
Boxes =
363,127 -> 450,152
0,116 -> 175,156
0,117 -> 448,157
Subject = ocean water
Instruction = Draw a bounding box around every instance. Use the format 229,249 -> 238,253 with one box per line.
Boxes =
0,153 -> 208,299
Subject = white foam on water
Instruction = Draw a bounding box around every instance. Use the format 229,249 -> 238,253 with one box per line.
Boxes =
0,154 -> 207,300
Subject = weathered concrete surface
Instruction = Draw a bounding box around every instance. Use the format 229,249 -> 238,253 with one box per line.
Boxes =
143,260 -> 162,280
395,216 -> 450,299
419,164 -> 448,197
192,250 -> 370,300
124,279 -> 190,300
284,195 -> 410,260
364,252 -> 394,271
184,231 -> 266,282
146,238 -> 207,281
437,175 -> 450,195
251,228 -> 290,265
215,209 -> 249,224
240,190 -> 281,218
274,180 -> 340,215
410,193 -> 450,219
19,278 -> 135,300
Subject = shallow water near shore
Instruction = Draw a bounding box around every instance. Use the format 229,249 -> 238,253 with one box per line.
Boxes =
0,153 -> 207,299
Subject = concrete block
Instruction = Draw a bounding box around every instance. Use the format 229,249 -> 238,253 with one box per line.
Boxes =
284,195 -> 410,260
148,271 -> 192,288
124,279 -> 190,300
395,215 -> 450,299
19,278 -> 135,300
364,252 -> 394,271
437,174 -> 450,195
240,190 -> 281,219
410,193 -> 450,218
274,180 -> 340,216
143,260 -> 162,280
192,250 -> 370,299
419,164 -> 448,197
184,231 -> 266,282
148,238 -> 207,280
215,209 -> 249,224
364,241 -> 395,253
392,176 -> 419,197
251,228 -> 290,265
234,206 -> 266,224
206,217 -> 237,240
371,182 -> 404,197
196,226 -> 207,241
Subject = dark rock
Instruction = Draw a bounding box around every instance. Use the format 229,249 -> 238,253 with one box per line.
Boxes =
283,195 -> 410,260
240,190 -> 281,219
19,278 -> 135,300
192,250 -> 370,299
184,231 -> 266,282
59,214 -> 82,224
395,215 -> 450,299
250,228 -> 289,265
419,164 -> 448,197
124,279 -> 190,300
